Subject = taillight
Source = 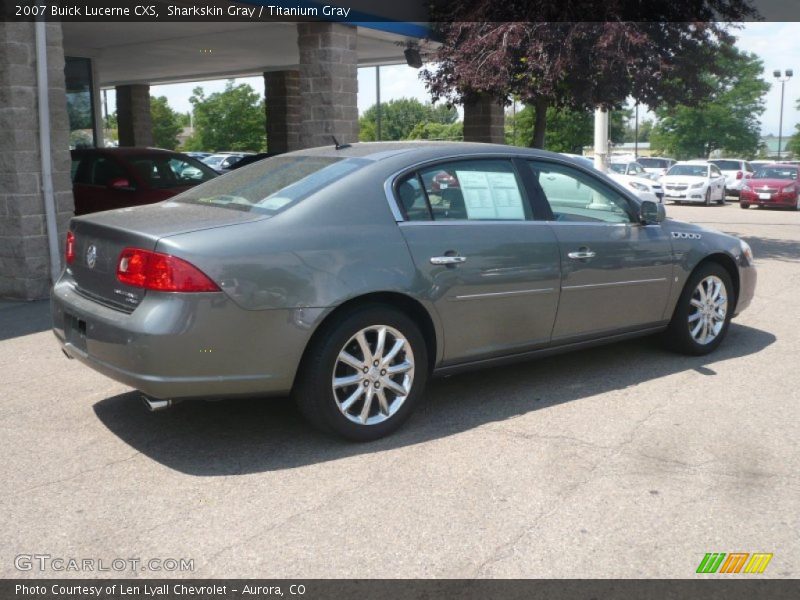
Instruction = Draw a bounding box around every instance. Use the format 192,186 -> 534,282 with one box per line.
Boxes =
736,171 -> 743,179
116,248 -> 220,292
65,231 -> 75,265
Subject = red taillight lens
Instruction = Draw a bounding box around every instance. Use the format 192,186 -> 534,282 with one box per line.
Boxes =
736,171 -> 743,179
65,231 -> 75,265
116,248 -> 220,292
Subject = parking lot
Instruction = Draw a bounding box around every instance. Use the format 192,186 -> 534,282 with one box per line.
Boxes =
1,202 -> 797,579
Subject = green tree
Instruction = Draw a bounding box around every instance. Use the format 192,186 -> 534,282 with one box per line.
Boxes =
785,100 -> 800,157
650,49 -> 769,159
150,96 -> 183,150
406,121 -> 463,140
186,81 -> 266,152
623,118 -> 654,144
359,98 -> 457,141
506,105 -> 628,152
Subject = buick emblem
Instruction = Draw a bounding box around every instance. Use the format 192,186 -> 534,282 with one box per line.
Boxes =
86,244 -> 97,269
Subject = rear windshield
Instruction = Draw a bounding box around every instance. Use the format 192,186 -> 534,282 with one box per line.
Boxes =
638,158 -> 668,168
753,166 -> 798,180
174,156 -> 369,214
129,154 -> 218,188
709,160 -> 741,170
667,165 -> 708,177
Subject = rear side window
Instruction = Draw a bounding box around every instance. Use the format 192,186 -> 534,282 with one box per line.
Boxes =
175,156 -> 369,215
414,159 -> 529,221
91,156 -> 127,186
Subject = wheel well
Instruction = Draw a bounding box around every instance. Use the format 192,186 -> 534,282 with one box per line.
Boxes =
299,292 -> 438,378
695,253 -> 740,305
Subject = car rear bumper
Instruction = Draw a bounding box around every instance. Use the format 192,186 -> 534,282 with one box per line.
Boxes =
51,273 -> 318,400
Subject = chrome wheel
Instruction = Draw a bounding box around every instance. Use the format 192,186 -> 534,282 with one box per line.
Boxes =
332,325 -> 415,425
688,275 -> 728,345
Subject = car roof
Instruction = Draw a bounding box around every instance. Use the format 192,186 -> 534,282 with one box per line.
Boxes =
71,147 -> 184,156
282,141 -> 574,163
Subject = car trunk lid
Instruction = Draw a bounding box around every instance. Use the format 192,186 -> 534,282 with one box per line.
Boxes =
68,201 -> 267,311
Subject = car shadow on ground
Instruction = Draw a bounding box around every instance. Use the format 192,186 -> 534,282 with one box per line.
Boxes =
0,300 -> 51,341
92,323 -> 775,476
736,235 -> 800,262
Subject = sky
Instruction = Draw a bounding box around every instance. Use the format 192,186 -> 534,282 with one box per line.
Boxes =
139,22 -> 799,137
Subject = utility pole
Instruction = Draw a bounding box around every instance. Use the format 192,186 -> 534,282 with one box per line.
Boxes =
594,108 -> 609,171
774,69 -> 793,160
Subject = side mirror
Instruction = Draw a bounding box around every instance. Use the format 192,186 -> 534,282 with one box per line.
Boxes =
108,177 -> 133,191
640,200 -> 666,225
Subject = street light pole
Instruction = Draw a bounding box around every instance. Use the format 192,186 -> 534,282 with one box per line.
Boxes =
774,69 -> 793,160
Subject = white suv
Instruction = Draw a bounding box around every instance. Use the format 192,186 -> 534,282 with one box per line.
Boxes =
708,159 -> 754,197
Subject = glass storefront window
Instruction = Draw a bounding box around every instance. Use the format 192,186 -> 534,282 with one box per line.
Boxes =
64,57 -> 96,149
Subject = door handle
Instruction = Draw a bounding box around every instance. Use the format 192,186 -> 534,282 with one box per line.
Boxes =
567,248 -> 596,260
430,255 -> 467,265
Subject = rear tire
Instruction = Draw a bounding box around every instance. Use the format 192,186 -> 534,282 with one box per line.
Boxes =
664,263 -> 734,356
293,305 -> 428,441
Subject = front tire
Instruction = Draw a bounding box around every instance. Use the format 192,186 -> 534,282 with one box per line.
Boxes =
740,202 -> 750,209
717,187 -> 726,204
293,305 -> 428,441
704,188 -> 712,206
664,263 -> 734,356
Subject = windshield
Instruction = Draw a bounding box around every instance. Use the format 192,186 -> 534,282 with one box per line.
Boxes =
753,166 -> 798,180
129,154 -> 218,189
608,163 -> 627,174
638,158 -> 668,168
174,155 -> 369,214
667,165 -> 708,177
710,160 -> 740,170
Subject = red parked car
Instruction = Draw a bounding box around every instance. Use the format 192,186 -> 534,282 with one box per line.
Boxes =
740,164 -> 800,210
70,148 -> 218,215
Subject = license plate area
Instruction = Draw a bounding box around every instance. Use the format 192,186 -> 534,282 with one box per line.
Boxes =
758,192 -> 772,200
65,312 -> 88,353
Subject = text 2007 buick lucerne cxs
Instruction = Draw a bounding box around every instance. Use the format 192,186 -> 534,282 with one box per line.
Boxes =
52,142 -> 756,441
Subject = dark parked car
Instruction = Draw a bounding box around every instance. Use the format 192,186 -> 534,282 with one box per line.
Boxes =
70,148 -> 218,215
739,164 -> 800,210
202,153 -> 250,173
53,142 -> 756,441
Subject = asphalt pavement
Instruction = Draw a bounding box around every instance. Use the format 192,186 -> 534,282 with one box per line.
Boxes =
0,202 -> 797,578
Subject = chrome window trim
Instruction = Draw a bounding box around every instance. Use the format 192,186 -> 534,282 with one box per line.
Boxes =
383,152 -> 614,224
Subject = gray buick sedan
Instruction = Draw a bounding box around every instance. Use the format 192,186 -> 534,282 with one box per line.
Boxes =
52,142 -> 756,440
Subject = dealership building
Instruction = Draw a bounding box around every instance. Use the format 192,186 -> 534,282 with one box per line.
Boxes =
0,3 -> 507,300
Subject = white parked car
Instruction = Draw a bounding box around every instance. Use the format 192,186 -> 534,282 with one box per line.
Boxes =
708,159 -> 754,197
662,161 -> 727,205
563,154 -> 663,203
637,157 -> 676,179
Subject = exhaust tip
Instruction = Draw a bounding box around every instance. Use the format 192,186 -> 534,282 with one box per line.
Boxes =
141,395 -> 172,412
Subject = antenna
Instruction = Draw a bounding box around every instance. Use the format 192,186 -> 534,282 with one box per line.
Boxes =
332,136 -> 351,150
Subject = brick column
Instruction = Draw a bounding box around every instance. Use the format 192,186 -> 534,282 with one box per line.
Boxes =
0,22 -> 74,300
463,94 -> 505,144
297,23 -> 358,149
116,84 -> 153,147
264,70 -> 300,154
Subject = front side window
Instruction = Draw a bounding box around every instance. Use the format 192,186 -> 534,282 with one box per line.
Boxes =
416,160 -> 529,221
711,166 -> 722,177
528,161 -> 634,224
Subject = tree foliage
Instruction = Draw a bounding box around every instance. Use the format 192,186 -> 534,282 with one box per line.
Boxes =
359,98 -> 458,141
506,105 -> 627,152
421,2 -> 757,147
786,99 -> 800,158
184,81 -> 266,152
150,96 -> 183,150
649,49 -> 769,159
